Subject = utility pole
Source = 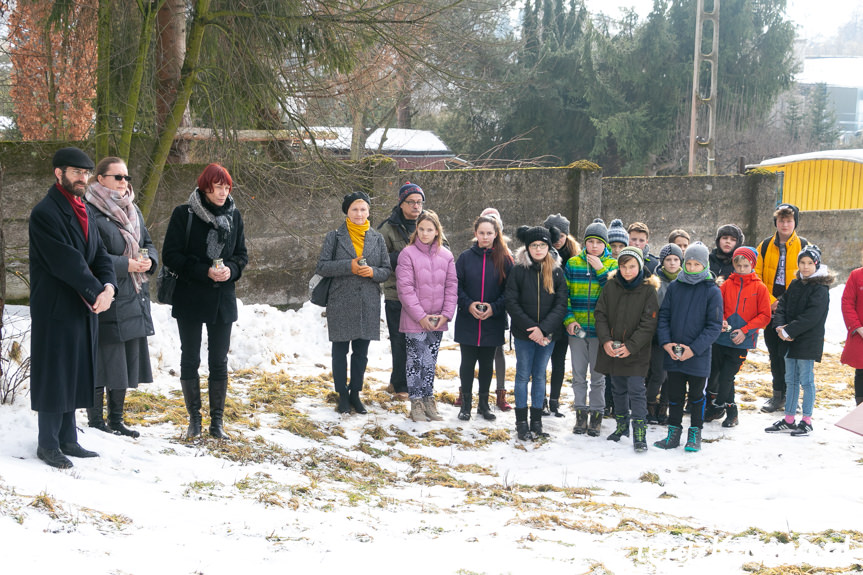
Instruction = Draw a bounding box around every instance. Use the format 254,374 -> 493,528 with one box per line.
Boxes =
688,0 -> 719,175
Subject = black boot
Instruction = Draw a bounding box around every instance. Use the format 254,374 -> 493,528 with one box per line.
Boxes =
349,385 -> 367,414
180,378 -> 202,440
477,394 -> 496,420
87,387 -> 111,433
208,378 -> 230,439
458,389 -> 472,421
722,403 -> 739,427
549,398 -> 564,418
761,391 -> 785,413
704,399 -> 726,423
857,397 -> 863,406
587,411 -> 603,437
107,389 -> 140,438
632,418 -> 648,452
657,401 -> 668,425
337,390 -> 351,414
542,397 -> 551,416
530,407 -> 549,438
515,407 -> 532,441
37,447 -> 73,469
646,402 -> 659,425
607,413 -> 630,442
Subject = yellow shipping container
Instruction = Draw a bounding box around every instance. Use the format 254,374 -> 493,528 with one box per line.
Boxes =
747,150 -> 863,211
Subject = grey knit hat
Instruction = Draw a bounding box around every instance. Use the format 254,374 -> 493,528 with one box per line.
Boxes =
583,218 -> 608,244
543,213 -> 570,236
617,246 -> 644,270
659,243 -> 684,265
608,219 -> 629,245
683,241 -> 710,270
715,224 -> 745,251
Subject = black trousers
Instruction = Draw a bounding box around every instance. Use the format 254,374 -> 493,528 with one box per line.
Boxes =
645,341 -> 667,404
708,344 -> 748,406
856,369 -> 863,398
38,411 -> 78,450
385,300 -> 408,394
459,344 -> 496,397
763,324 -> 787,395
548,336 -> 568,400
332,339 -> 370,394
176,317 -> 233,381
666,371 -> 707,429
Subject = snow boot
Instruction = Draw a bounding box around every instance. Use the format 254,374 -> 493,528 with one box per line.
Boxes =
654,424 -> 682,449
632,418 -> 648,452
515,407 -> 533,441
87,386 -> 111,433
607,413 -> 630,442
572,409 -> 588,434
530,407 -> 549,438
722,403 -> 739,428
703,400 -> 726,423
549,398 -> 564,417
423,396 -> 443,421
477,394 -> 497,421
107,389 -> 139,438
208,378 -> 230,439
761,391 -> 785,413
458,391 -> 472,421
495,389 -> 512,411
684,426 -> 702,452
180,378 -> 202,440
587,410 -> 603,437
410,399 -> 429,422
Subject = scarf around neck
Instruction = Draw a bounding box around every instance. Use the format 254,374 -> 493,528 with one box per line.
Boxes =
677,267 -> 712,285
346,218 -> 370,258
617,268 -> 645,290
189,188 -> 234,260
86,181 -> 145,292
58,184 -> 88,241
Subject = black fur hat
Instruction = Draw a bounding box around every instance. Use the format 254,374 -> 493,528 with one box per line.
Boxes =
517,225 -> 561,249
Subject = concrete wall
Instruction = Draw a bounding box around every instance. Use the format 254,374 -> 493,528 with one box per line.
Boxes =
2,142 -> 860,306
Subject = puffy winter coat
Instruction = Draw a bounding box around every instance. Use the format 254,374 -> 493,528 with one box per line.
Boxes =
715,272 -> 772,349
378,206 -> 414,301
755,231 -> 808,302
505,247 -> 568,342
315,221 -> 391,342
594,271 -> 660,377
709,248 -> 735,281
454,244 -> 512,347
657,277 -> 723,377
397,241 -> 458,333
773,267 -> 834,362
841,267 -> 863,369
562,246 -> 618,337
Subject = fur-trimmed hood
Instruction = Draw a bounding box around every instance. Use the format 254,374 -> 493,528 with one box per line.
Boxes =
607,268 -> 660,290
795,265 -> 835,286
513,246 -> 562,270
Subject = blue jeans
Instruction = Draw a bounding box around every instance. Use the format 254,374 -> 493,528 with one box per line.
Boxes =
784,356 -> 815,417
513,338 -> 555,409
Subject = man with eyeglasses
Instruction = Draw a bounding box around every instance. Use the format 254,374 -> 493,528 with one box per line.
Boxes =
28,147 -> 117,469
378,182 -> 427,400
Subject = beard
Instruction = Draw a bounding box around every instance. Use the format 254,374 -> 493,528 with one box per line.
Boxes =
60,173 -> 87,197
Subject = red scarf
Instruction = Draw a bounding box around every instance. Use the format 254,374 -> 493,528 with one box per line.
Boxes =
58,184 -> 88,241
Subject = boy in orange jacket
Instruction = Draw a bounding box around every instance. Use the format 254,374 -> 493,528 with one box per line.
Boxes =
705,247 -> 772,427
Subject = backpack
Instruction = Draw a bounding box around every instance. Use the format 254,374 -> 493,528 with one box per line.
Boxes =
758,234 -> 808,259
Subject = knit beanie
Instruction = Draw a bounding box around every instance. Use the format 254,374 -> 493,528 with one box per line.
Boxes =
517,225 -> 560,249
543,213 -> 570,236
480,207 -> 503,228
659,243 -> 684,265
342,190 -> 371,214
715,224 -> 745,251
584,218 -> 609,244
732,246 -> 757,269
774,203 -> 800,227
798,244 -> 822,269
398,182 -> 425,205
683,242 -> 710,270
607,219 -> 629,246
617,246 -> 644,270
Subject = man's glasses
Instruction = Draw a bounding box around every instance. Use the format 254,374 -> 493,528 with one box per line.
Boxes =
64,168 -> 91,178
103,174 -> 132,182
403,200 -> 424,206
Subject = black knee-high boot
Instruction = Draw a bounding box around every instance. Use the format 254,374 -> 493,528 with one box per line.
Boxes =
181,378 -> 202,439
108,389 -> 140,438
208,379 -> 230,439
87,387 -> 110,432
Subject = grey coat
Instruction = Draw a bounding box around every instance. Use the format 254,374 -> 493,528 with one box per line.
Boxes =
316,222 -> 391,342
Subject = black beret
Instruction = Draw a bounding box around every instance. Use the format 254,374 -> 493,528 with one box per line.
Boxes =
52,147 -> 95,170
342,190 -> 371,214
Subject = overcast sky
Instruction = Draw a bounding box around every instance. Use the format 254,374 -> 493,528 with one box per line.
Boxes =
578,0 -> 861,39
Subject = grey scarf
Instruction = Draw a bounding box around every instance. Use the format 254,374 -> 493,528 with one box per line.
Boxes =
188,188 -> 234,260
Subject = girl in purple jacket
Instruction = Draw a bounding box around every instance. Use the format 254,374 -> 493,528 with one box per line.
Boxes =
397,211 -> 458,422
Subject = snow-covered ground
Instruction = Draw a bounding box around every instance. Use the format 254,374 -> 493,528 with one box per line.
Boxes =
1,285 -> 861,574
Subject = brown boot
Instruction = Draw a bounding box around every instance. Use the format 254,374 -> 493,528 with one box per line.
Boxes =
423,396 -> 443,421
495,389 -> 512,411
410,399 -> 429,422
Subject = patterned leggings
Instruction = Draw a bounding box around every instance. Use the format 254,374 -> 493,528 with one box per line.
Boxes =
405,331 -> 443,399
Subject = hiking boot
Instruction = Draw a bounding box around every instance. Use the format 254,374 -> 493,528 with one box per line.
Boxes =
765,418 -> 796,433
423,396 -> 444,421
761,391 -> 785,413
791,420 -> 813,437
607,414 -> 630,442
587,411 -> 603,437
632,418 -> 648,452
703,401 -> 726,423
530,407 -> 549,438
549,399 -> 564,417
684,426 -> 702,452
722,403 -> 739,428
572,409 -> 588,434
654,424 -> 682,449
495,389 -> 512,411
409,399 -> 429,422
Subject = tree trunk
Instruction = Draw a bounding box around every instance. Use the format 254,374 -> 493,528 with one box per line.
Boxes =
350,110 -> 368,161
0,162 -> 6,379
156,0 -> 190,164
94,0 -> 112,158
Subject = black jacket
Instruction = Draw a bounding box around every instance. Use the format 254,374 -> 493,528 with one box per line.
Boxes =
505,248 -> 568,341
773,267 -> 834,361
162,200 -> 248,324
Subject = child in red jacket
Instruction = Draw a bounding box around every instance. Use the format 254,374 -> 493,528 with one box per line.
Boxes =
705,247 -> 771,427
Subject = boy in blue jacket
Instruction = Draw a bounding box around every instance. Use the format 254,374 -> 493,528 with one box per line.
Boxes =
655,242 -> 723,452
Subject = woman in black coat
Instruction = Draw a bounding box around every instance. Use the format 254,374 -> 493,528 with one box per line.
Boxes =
162,163 -> 248,440
84,157 -> 157,438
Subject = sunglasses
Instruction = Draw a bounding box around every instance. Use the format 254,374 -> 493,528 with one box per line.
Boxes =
103,174 -> 132,182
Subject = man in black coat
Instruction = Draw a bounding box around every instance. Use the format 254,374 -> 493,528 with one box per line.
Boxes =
29,147 -> 117,469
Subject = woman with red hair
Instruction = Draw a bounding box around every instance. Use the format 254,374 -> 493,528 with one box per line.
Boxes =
162,163 -> 248,440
